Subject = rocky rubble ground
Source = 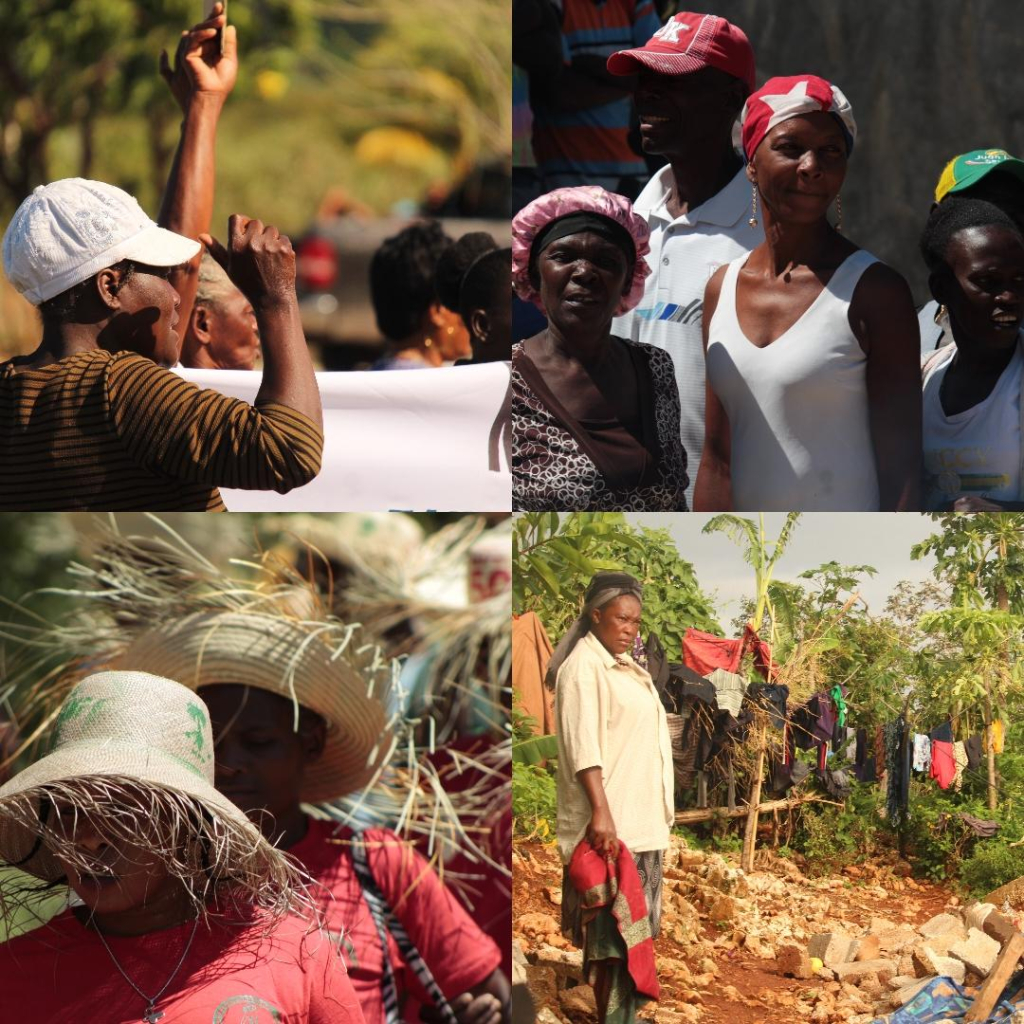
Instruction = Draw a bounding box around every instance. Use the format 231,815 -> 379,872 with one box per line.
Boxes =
513,837 -> 1024,1024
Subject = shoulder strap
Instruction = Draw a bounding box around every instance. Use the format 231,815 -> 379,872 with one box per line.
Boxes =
352,832 -> 459,1024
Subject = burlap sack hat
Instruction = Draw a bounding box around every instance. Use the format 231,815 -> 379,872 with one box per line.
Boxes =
111,611 -> 389,804
0,671 -> 301,916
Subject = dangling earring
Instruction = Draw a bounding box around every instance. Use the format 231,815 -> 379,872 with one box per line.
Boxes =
834,193 -> 843,233
446,326 -> 455,336
423,337 -> 433,348
748,183 -> 759,228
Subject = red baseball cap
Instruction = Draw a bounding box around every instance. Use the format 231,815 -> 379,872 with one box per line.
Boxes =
607,12 -> 755,93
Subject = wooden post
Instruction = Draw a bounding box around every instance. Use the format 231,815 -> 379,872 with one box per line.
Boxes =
964,932 -> 1024,1022
673,792 -> 838,825
741,718 -> 767,873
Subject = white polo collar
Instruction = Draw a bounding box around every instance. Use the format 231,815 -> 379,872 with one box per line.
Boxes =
643,164 -> 750,230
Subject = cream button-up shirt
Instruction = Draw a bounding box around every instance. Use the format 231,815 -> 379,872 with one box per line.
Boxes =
555,631 -> 674,864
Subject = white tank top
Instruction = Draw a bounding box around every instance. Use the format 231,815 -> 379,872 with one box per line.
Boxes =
922,336 -> 1023,510
706,249 -> 880,511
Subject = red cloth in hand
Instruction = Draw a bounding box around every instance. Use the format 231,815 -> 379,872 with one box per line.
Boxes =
568,840 -> 660,1001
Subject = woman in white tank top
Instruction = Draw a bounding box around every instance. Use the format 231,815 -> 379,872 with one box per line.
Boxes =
693,74 -> 922,512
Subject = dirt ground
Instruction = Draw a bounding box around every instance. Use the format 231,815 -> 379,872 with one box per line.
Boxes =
514,839 -> 959,1024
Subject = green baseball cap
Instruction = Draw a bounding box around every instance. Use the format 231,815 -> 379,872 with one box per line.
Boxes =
935,148 -> 1024,203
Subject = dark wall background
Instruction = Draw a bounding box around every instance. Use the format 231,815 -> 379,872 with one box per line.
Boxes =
702,0 -> 1024,305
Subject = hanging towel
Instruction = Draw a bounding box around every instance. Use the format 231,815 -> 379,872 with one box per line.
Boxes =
912,734 -> 931,773
988,719 -> 1005,754
930,740 -> 956,790
965,734 -> 983,770
705,668 -> 748,717
951,741 -> 968,792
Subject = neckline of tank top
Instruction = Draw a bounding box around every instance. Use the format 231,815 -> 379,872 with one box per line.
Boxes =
731,249 -> 872,352
931,332 -> 1024,423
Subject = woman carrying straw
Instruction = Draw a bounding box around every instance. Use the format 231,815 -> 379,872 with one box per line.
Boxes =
0,671 -> 362,1023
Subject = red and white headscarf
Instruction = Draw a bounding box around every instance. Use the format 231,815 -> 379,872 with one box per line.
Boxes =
740,74 -> 856,163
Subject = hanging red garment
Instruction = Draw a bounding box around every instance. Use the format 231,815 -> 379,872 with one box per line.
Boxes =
682,626 -> 775,681
930,740 -> 956,790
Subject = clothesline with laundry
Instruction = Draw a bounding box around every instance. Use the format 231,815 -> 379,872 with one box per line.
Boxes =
642,626 -> 1009,822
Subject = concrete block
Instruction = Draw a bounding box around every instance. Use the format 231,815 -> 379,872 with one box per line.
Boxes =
809,931 -> 858,968
919,913 -> 967,942
832,958 -> 898,983
950,927 -> 1001,976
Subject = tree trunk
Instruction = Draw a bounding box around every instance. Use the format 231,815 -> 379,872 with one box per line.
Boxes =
986,679 -> 998,813
741,718 -> 767,872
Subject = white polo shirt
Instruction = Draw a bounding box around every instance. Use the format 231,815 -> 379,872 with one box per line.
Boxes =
613,166 -> 761,508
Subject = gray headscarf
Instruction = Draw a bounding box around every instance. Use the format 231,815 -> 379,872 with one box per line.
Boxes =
544,571 -> 643,690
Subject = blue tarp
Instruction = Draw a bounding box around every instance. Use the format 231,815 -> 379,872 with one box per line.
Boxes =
872,973 -> 1024,1023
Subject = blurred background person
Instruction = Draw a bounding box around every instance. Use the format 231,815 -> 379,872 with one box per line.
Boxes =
460,247 -> 513,364
179,252 -> 261,370
370,221 -> 472,369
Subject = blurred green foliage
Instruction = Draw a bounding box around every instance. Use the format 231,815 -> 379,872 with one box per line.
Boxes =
0,0 -> 510,227
513,512 -> 721,653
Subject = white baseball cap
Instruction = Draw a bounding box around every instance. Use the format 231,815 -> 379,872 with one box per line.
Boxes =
2,178 -> 201,305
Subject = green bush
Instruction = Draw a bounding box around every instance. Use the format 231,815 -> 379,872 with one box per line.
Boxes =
960,842 -> 1024,898
512,761 -> 557,842
793,789 -> 883,875
901,781 -> 993,882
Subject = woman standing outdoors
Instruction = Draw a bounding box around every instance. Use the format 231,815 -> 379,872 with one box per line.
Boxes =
548,572 -> 673,1023
694,75 -> 922,511
920,197 -> 1024,510
511,187 -> 688,511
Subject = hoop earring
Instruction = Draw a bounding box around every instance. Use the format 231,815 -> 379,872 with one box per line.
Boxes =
834,193 -> 843,233
748,184 -> 759,229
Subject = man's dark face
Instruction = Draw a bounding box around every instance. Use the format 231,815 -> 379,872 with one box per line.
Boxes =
633,66 -> 744,158
199,684 -> 325,835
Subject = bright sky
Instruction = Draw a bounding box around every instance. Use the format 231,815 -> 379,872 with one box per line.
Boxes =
622,513 -> 943,624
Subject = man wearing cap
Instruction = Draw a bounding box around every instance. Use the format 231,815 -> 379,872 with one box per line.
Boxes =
920,148 -> 1024,355
606,11 -> 760,509
530,0 -> 661,194
0,10 -> 322,511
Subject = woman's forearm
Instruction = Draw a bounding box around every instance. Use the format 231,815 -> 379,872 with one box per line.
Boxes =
577,766 -> 610,813
253,294 -> 323,431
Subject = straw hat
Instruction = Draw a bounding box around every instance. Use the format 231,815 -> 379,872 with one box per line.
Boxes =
0,671 -> 275,884
111,612 -> 390,804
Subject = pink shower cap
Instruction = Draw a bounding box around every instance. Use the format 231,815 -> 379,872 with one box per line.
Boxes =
511,185 -> 651,316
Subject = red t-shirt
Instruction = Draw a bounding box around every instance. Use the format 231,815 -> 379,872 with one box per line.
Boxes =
290,821 -> 502,1024
0,906 -> 361,1023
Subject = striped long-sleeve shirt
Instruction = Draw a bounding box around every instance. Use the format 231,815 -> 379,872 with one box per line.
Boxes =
0,350 -> 323,510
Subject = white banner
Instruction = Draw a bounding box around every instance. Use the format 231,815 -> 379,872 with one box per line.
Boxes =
177,362 -> 511,511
